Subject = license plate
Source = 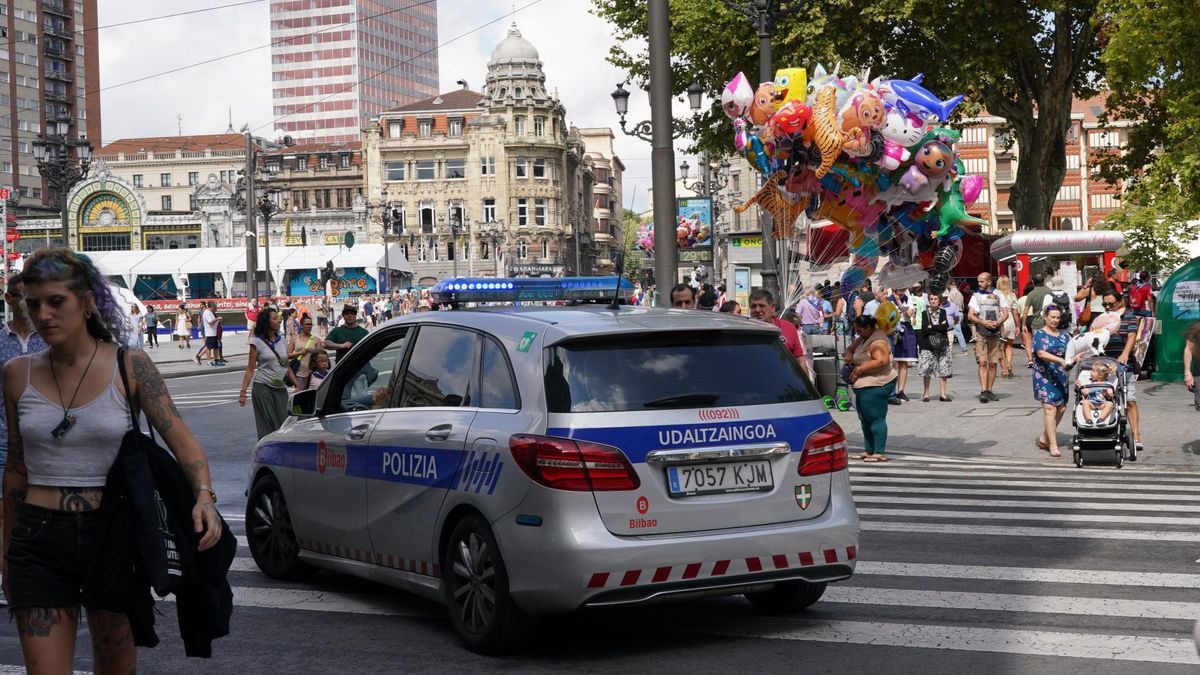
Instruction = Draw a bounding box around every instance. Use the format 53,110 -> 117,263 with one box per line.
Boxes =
666,461 -> 773,497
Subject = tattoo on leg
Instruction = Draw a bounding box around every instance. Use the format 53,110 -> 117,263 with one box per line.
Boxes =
58,487 -> 102,512
130,350 -> 181,433
15,607 -> 76,637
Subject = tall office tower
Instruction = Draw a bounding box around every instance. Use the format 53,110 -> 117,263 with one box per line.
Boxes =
2,0 -> 101,214
270,0 -> 439,145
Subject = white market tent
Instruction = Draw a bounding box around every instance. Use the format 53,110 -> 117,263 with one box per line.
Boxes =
87,243 -> 411,299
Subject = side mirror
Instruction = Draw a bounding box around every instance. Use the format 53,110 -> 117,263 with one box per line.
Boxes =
290,388 -> 318,417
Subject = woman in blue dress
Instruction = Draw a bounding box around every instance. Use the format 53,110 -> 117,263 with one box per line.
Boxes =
1032,305 -> 1081,457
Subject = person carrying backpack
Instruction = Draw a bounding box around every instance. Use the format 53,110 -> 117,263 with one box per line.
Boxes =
1128,271 -> 1155,317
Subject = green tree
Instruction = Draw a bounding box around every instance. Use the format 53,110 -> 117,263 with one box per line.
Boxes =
1094,0 -> 1200,211
1102,187 -> 1200,274
593,0 -> 1102,230
620,207 -> 648,276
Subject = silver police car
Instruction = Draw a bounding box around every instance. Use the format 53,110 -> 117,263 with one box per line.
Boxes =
246,279 -> 859,653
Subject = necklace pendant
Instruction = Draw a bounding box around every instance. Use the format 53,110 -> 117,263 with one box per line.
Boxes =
51,413 -> 76,440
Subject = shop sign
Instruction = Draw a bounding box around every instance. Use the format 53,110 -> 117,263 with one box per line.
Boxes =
509,264 -> 560,276
731,235 -> 762,248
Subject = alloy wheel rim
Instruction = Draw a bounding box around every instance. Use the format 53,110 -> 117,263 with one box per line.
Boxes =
251,489 -> 296,565
451,532 -> 496,634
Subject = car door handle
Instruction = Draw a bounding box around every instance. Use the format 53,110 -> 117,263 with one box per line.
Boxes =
345,423 -> 372,441
425,424 -> 452,442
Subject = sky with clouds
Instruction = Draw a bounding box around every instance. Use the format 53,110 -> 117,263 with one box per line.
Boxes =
97,0 -> 706,213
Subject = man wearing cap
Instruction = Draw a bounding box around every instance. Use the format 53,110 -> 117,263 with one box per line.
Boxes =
324,305 -> 369,362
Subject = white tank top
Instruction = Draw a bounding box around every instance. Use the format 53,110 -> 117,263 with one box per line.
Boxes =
18,355 -> 131,487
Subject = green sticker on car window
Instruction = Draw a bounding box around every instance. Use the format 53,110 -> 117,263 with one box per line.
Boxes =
516,331 -> 538,353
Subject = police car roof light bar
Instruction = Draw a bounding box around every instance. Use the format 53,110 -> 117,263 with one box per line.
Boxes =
430,276 -> 635,306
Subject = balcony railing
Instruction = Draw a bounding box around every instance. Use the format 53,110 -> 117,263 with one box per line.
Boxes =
44,69 -> 72,83
43,1 -> 71,17
43,24 -> 73,40
43,45 -> 73,60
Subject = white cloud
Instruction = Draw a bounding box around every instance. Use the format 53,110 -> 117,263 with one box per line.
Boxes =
98,0 -> 707,213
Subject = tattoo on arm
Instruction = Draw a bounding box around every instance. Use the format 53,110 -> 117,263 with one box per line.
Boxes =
6,428 -> 26,477
182,459 -> 207,491
58,487 -> 102,512
130,350 -> 182,433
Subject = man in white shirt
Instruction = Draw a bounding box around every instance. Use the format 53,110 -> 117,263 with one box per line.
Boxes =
967,273 -> 1010,403
193,301 -> 223,366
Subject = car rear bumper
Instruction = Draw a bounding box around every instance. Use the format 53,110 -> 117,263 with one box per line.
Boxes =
494,470 -> 860,614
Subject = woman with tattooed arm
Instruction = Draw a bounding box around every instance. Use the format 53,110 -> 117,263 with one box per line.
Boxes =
1,248 -> 222,674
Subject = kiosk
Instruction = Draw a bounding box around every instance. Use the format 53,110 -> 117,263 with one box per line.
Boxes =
1153,256 -> 1200,382
990,231 -> 1124,291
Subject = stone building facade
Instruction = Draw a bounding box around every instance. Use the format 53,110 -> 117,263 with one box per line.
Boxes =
258,141 -> 369,248
363,23 -> 600,284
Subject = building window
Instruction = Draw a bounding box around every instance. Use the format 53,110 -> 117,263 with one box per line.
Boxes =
541,239 -> 549,259
515,157 -> 527,178
388,121 -> 401,137
517,240 -> 528,259
1067,124 -> 1080,142
534,116 -> 545,136
481,241 -> 490,260
420,202 -> 434,233
533,158 -> 547,179
482,198 -> 496,222
962,158 -> 987,174
1090,193 -> 1118,209
961,126 -> 988,145
731,173 -> 740,192
480,156 -> 496,176
388,203 -> 406,235
160,173 -> 171,187
161,195 -> 172,211
416,160 -> 435,180
132,174 -> 143,188
517,198 -> 528,226
340,153 -> 351,168
449,118 -> 463,137
385,161 -> 405,181
187,171 -> 199,186
515,116 -> 525,136
997,217 -> 1014,231
265,160 -> 280,173
445,158 -> 466,179
1066,154 -> 1081,170
534,198 -> 547,226
977,188 -> 990,203
448,203 -> 464,230
319,155 -> 329,170
418,119 -> 432,138
447,241 -> 455,261
1056,184 -> 1080,201
189,195 -> 197,211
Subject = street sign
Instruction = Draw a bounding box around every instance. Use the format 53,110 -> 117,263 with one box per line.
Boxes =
344,231 -> 355,249
0,188 -> 10,200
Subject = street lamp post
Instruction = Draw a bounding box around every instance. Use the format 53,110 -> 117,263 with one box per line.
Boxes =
721,0 -> 804,300
31,116 -> 92,247
612,9 -> 704,307
450,212 -> 464,278
480,220 -> 505,278
256,185 -> 288,297
380,201 -> 398,295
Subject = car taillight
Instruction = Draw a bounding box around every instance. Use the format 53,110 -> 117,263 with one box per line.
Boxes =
798,421 -> 848,476
509,434 -> 641,491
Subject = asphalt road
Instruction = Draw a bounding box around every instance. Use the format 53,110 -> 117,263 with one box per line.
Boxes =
0,369 -> 1197,673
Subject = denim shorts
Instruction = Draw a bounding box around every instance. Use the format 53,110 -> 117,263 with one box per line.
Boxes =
5,502 -> 103,610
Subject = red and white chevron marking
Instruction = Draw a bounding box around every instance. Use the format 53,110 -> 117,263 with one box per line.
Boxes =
586,546 -> 857,589
297,538 -> 441,578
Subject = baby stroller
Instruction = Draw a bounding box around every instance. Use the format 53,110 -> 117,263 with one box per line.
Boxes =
1069,354 -> 1136,468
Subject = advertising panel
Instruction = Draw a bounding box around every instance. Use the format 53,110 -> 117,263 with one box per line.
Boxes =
676,197 -> 713,250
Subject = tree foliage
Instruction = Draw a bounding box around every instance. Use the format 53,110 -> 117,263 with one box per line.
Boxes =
1095,0 -> 1200,212
592,0 -> 1102,230
1101,186 -> 1200,274
620,207 -> 648,276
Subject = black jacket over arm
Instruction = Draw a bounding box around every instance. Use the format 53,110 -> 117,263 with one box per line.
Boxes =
917,308 -> 951,352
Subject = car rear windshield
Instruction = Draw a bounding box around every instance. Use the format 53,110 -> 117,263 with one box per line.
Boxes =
544,330 -> 816,413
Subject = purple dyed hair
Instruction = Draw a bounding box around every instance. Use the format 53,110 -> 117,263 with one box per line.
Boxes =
21,247 -> 130,344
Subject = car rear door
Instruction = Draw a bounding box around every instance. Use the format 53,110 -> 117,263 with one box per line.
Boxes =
542,330 -> 844,536
286,325 -> 413,561
365,324 -> 479,577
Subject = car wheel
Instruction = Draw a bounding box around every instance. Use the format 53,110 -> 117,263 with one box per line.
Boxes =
442,514 -> 535,654
745,580 -> 828,613
246,474 -> 317,581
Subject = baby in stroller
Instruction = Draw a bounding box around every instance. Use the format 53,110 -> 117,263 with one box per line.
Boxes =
1076,361 -> 1115,424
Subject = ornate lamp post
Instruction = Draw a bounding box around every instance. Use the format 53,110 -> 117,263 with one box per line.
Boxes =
256,185 -> 288,297
479,219 -> 506,277
31,116 -> 92,246
610,0 -> 704,305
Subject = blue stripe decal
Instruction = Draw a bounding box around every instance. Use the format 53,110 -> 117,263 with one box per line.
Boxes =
546,413 -> 830,464
255,441 -> 505,493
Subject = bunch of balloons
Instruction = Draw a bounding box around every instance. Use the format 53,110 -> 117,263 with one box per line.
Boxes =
722,65 -> 987,293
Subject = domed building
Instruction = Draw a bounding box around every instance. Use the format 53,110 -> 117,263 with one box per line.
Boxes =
364,23 -> 622,283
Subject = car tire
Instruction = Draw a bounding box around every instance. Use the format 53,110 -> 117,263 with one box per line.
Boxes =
442,514 -> 535,654
246,474 -> 317,581
745,580 -> 828,613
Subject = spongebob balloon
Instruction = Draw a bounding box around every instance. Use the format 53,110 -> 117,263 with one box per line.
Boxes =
772,68 -> 807,110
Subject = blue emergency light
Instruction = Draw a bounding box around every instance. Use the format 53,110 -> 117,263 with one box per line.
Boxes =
430,276 -> 635,305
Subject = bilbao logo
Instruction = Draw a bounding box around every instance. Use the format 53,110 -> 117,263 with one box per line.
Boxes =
698,408 -> 740,421
317,441 -> 345,474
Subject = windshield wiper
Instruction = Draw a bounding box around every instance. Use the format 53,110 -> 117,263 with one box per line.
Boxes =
642,393 -> 721,408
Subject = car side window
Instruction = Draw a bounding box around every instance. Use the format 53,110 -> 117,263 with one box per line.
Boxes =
397,326 -> 477,408
332,328 -> 411,413
480,338 -> 519,410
